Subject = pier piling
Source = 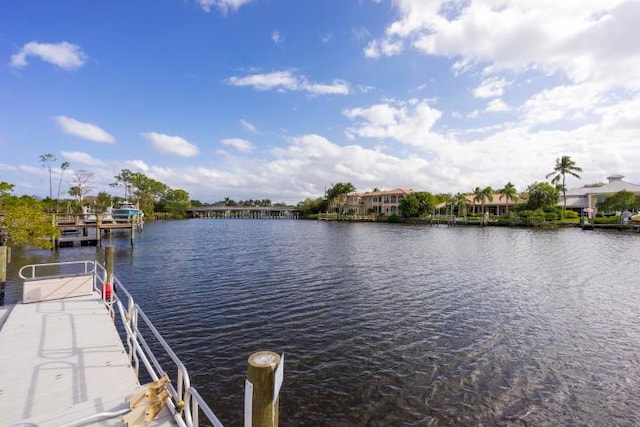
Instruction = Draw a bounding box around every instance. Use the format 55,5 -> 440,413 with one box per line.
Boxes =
246,351 -> 282,427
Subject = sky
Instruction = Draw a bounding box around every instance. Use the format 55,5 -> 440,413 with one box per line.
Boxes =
2,0 -> 640,204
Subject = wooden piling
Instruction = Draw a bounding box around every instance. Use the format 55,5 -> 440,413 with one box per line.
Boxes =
247,351 -> 281,427
105,246 -> 114,284
0,246 -> 8,306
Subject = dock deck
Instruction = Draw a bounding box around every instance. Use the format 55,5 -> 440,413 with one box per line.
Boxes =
0,293 -> 175,426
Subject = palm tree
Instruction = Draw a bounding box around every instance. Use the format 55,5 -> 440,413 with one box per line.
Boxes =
481,186 -> 494,216
472,187 -> 484,215
453,192 -> 469,216
498,182 -> 518,216
39,153 -> 56,200
55,161 -> 70,213
546,155 -> 582,213
473,186 -> 494,216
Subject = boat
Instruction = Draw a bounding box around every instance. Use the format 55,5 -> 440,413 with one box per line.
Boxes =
81,205 -> 98,224
113,201 -> 144,222
0,259 -> 223,426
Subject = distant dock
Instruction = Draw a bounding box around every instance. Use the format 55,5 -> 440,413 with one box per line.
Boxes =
187,206 -> 300,219
54,213 -> 142,248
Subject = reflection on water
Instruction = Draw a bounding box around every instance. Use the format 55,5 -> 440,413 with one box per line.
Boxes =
5,221 -> 640,425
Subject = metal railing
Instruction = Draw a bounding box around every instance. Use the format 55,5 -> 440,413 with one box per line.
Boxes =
19,260 -> 223,427
18,260 -> 97,281
92,261 -> 224,427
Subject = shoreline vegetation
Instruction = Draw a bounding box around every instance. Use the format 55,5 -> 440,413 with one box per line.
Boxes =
2,155 -> 640,249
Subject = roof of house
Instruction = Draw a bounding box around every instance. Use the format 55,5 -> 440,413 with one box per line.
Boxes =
565,174 -> 640,196
349,188 -> 413,197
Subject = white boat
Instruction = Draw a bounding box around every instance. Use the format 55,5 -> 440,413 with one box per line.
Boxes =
81,205 -> 97,224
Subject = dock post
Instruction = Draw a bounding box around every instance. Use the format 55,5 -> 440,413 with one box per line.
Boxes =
130,220 -> 135,246
104,246 -> 115,304
246,351 -> 282,427
0,246 -> 9,306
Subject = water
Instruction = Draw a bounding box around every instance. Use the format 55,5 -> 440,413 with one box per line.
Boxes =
5,220 -> 640,426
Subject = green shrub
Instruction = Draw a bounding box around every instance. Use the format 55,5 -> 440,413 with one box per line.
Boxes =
563,210 -> 579,219
387,213 -> 399,223
544,212 -> 558,221
594,216 -> 620,224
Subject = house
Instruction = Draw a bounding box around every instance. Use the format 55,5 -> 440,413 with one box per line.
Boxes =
332,188 -> 413,216
563,174 -> 640,213
436,194 -> 522,216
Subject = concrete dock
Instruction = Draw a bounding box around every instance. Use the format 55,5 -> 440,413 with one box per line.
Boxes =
0,293 -> 174,426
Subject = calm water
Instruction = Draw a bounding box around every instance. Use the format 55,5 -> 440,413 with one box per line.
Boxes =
5,220 -> 640,426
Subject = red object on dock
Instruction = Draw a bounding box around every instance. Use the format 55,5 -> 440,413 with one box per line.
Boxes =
103,282 -> 112,299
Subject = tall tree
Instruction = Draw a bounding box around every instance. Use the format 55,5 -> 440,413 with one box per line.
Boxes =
472,186 -> 493,215
526,182 -> 560,210
55,161 -> 70,213
69,170 -> 95,203
39,153 -> 56,200
399,192 -> 436,218
546,155 -> 582,213
452,192 -> 469,216
325,182 -> 355,213
498,182 -> 518,216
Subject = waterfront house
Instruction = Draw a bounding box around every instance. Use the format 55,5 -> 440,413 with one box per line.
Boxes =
437,194 -> 523,216
562,174 -> 640,213
333,188 -> 413,216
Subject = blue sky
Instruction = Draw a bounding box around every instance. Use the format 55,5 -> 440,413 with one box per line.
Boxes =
2,0 -> 640,203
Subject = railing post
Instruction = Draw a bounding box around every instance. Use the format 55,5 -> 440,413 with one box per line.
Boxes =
246,351 -> 281,427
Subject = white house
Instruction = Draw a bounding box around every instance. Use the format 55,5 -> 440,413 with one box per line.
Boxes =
563,174 -> 640,213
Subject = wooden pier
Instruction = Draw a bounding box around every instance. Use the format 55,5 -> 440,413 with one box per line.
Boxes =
53,213 -> 142,248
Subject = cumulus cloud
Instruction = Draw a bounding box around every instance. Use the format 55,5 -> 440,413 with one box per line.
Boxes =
55,116 -> 115,143
473,78 -> 510,99
61,151 -> 105,166
221,138 -> 254,153
486,99 -> 510,112
124,160 -> 150,172
142,132 -> 199,157
197,0 -> 254,13
344,98 -> 446,149
368,1 -> 640,91
227,70 -> 350,95
10,41 -> 87,70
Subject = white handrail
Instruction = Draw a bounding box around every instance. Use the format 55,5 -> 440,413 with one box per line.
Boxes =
89,261 -> 223,427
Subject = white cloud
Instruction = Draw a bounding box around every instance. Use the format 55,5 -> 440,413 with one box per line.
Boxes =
240,119 -> 257,133
228,71 -> 299,91
10,41 -> 87,70
227,70 -> 350,95
521,83 -> 602,125
321,33 -> 333,44
364,39 -> 404,58
55,116 -> 115,144
271,30 -> 283,45
344,99 -> 446,149
142,132 -> 199,157
473,78 -> 510,99
196,0 -> 254,13
61,151 -> 105,166
124,160 -> 150,172
221,138 -> 254,153
369,1 -> 640,91
303,80 -> 350,95
486,99 -> 510,112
